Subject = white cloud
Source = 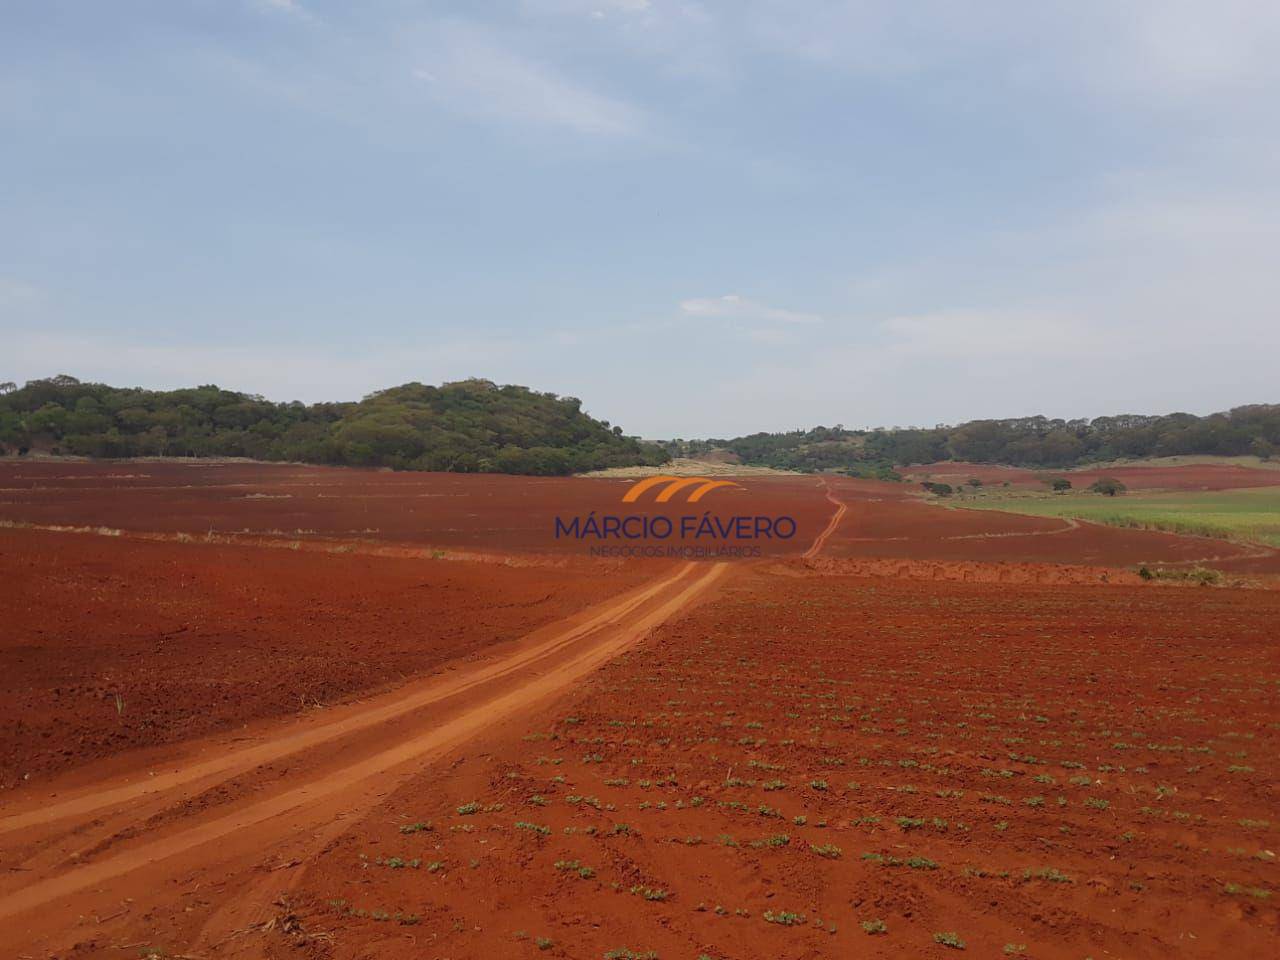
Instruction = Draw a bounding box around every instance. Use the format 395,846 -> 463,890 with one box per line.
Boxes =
880,309 -> 1082,360
1078,0 -> 1280,101
731,0 -> 1280,115
0,277 -> 41,307
412,21 -> 646,136
679,293 -> 822,324
255,0 -> 315,22
523,0 -> 653,16
699,180 -> 1280,433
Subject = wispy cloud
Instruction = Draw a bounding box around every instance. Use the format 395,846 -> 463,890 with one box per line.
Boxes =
680,293 -> 822,325
412,21 -> 646,136
0,277 -> 41,307
254,0 -> 315,23
1072,0 -> 1280,102
742,1 -> 1280,106
880,309 -> 1082,360
522,0 -> 654,17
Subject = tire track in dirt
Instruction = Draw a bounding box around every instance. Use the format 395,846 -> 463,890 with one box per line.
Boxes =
0,561 -> 728,935
0,563 -> 695,837
940,513 -> 1080,539
802,479 -> 846,559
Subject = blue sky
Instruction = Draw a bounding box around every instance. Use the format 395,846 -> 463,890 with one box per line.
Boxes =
4,1 -> 1278,437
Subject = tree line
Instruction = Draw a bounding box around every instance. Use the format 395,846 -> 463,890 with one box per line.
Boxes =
0,375 -> 670,475
662,405 -> 1280,474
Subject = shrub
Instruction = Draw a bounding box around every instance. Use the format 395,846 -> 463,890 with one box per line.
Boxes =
1089,477 -> 1126,496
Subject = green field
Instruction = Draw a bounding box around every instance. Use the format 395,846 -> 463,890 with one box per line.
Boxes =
957,486 -> 1280,547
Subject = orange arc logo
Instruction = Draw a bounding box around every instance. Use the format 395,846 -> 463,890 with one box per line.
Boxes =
621,475 -> 743,503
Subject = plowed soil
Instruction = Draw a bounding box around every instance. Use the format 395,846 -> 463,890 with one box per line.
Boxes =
1,460 -> 1277,958
0,461 -> 833,556
0,526 -> 649,787
258,565 -> 1280,960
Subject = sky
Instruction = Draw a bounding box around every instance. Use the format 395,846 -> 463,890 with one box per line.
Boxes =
3,0 -> 1279,438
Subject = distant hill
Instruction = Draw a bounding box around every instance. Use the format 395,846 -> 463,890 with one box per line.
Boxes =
0,375 -> 669,476
662,406 -> 1280,477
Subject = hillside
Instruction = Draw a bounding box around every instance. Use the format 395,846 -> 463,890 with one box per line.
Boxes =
664,405 -> 1280,476
0,375 -> 668,476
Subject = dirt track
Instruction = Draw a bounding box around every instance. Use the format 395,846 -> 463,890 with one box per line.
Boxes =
0,561 -> 727,952
801,478 -> 847,560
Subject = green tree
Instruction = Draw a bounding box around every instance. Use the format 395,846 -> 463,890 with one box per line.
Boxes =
1089,478 -> 1126,496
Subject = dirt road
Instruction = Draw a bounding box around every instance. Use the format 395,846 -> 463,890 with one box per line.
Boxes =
803,478 -> 847,559
0,560 -> 728,954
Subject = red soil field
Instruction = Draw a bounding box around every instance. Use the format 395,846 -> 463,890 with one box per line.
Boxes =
253,566 -> 1280,959
5,460 -> 1274,573
1,460 -> 1277,957
819,477 -> 1280,574
0,460 -> 834,557
0,526 -> 650,787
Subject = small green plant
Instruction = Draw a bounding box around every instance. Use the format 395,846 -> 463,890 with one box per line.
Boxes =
861,918 -> 887,934
934,931 -> 966,949
554,859 -> 595,879
1224,883 -> 1271,899
763,910 -> 805,926
629,885 -> 670,901
1024,866 -> 1073,883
